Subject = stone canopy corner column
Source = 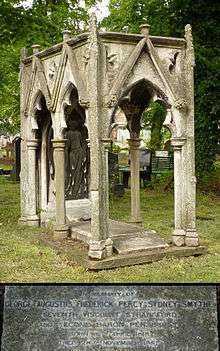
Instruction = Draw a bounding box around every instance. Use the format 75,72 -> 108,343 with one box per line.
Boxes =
184,24 -> 199,247
52,139 -> 69,239
128,138 -> 142,224
88,138 -> 113,260
185,138 -> 199,247
102,138 -> 113,257
24,139 -> 40,226
86,13 -> 113,260
171,137 -> 186,246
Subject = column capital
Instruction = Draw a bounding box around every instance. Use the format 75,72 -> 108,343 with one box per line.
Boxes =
140,23 -> 150,37
171,137 -> 186,150
52,139 -> 67,150
32,44 -> 41,54
127,138 -> 141,149
26,139 -> 40,149
101,138 -> 111,149
62,30 -> 71,41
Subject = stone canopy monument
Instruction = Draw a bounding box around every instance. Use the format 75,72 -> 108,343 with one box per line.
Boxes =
19,13 -> 204,267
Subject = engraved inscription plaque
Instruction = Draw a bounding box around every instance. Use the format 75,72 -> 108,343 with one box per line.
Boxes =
1,286 -> 219,351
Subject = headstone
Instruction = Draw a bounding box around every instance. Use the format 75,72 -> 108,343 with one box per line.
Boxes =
1,285 -> 219,351
108,151 -> 119,185
11,137 -> 21,181
155,150 -> 169,157
140,149 -> 152,169
118,152 -> 129,167
108,152 -> 125,196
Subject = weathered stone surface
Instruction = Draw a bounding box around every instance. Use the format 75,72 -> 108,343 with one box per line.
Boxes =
1,286 -> 218,350
113,232 -> 168,254
88,245 -> 207,270
70,219 -> 168,253
19,12 -> 198,262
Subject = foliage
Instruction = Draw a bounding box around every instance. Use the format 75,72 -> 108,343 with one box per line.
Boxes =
197,161 -> 220,195
143,101 -> 167,152
102,0 -> 220,179
146,171 -> 174,191
111,142 -> 121,153
0,44 -> 20,133
0,0 -> 98,134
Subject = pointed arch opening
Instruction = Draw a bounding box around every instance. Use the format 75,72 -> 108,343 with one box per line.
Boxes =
30,92 -> 54,222
108,78 -> 174,228
61,83 -> 90,202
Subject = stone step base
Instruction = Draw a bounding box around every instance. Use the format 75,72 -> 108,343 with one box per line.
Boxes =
88,246 -> 208,270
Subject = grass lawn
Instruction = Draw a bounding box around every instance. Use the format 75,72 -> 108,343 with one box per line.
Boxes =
0,164 -> 12,171
0,175 -> 219,283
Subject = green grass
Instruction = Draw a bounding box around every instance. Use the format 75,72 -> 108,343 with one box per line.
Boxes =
0,175 -> 220,283
0,164 -> 12,171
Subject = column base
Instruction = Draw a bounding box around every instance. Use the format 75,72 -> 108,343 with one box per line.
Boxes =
185,229 -> 199,247
18,217 -> 27,225
88,240 -> 107,260
105,238 -> 113,258
129,218 -> 142,225
53,224 -> 69,240
172,229 -> 185,247
18,216 -> 39,227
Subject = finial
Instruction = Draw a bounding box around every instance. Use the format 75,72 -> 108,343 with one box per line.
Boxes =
88,12 -> 98,43
140,17 -> 150,36
32,44 -> 41,54
185,24 -> 195,67
62,30 -> 71,42
185,24 -> 192,35
89,12 -> 97,27
20,47 -> 28,60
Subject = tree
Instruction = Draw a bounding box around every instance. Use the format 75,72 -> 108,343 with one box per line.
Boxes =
143,102 -> 167,152
0,0 -> 98,134
102,0 -> 220,179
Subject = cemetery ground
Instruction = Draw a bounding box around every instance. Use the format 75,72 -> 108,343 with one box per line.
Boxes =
0,171 -> 220,283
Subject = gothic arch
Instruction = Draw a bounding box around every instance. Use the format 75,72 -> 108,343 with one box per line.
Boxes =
109,78 -> 172,138
29,89 -> 46,138
54,81 -> 88,138
120,78 -> 171,108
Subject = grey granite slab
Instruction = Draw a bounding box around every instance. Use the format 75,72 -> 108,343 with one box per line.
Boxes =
1,285 -> 218,351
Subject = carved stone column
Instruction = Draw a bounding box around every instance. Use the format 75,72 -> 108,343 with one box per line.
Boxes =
25,139 -> 40,226
185,137 -> 199,247
52,139 -> 69,239
102,139 -> 113,257
171,137 -> 186,246
88,139 -> 111,260
184,25 -> 199,247
86,14 -> 111,260
128,138 -> 142,224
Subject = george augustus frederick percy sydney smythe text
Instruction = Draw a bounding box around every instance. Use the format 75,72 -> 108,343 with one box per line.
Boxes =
1,285 -> 219,351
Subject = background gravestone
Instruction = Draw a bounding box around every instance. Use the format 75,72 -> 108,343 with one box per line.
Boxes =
11,137 -> 21,181
108,152 -> 124,196
1,285 -> 219,351
108,151 -> 119,185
